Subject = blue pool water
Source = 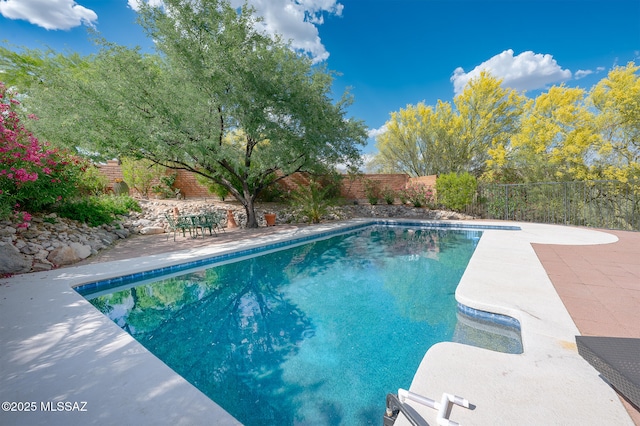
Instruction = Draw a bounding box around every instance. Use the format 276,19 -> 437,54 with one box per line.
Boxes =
83,225 -> 519,425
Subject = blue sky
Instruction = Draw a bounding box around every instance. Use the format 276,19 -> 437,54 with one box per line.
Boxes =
1,0 -> 639,154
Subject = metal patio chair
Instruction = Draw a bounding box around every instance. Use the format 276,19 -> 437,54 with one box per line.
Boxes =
192,213 -> 215,238
164,214 -> 194,241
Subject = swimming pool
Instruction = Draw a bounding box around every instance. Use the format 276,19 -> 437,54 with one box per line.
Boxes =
79,224 -> 521,425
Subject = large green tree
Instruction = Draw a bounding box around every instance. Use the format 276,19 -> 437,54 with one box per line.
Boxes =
14,0 -> 367,227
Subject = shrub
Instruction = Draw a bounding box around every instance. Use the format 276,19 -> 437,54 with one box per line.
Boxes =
436,172 -> 477,211
152,172 -> 178,198
56,198 -> 113,226
121,157 -> 166,198
0,83 -> 86,223
257,180 -> 286,202
103,195 -> 142,215
210,182 -> 231,201
316,171 -> 344,201
382,186 -> 395,204
55,195 -> 141,227
363,178 -> 381,205
398,190 -> 408,205
196,170 -> 245,201
402,184 -> 434,208
289,179 -> 337,224
78,164 -> 110,196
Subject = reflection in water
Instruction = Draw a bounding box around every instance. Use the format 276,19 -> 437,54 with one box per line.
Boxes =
89,226 -> 487,425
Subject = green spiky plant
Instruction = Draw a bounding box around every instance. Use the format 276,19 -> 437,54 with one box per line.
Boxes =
289,179 -> 336,224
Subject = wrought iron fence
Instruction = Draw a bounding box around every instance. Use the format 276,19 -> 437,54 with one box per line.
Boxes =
466,180 -> 640,231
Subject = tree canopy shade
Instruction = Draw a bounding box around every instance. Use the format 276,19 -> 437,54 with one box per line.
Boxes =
14,0 -> 367,227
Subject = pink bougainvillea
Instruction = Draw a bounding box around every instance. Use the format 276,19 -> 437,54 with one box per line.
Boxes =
1,82 -> 87,225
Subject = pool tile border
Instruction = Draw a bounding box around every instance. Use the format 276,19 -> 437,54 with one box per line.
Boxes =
456,302 -> 522,330
75,220 -> 519,296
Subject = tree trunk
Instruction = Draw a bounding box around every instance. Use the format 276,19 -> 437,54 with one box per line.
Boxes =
244,197 -> 259,228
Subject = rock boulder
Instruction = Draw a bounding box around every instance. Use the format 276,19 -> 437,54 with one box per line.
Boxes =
47,245 -> 81,266
69,242 -> 92,260
139,226 -> 165,235
0,243 -> 32,275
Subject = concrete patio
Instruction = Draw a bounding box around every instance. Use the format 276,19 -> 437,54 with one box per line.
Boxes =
533,230 -> 640,424
0,220 -> 638,425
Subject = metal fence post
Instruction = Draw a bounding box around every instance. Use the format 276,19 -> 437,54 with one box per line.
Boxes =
504,185 -> 509,220
563,182 -> 568,225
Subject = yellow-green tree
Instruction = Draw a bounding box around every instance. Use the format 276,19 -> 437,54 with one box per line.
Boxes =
454,71 -> 525,176
506,85 -> 600,182
373,72 -> 524,178
372,101 -> 462,176
590,62 -> 640,181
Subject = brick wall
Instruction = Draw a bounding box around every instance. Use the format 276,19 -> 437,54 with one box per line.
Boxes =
100,160 -> 125,192
276,172 -> 311,193
174,170 -> 210,198
98,162 -> 210,198
97,162 -> 436,201
340,174 -> 409,200
408,175 -> 437,188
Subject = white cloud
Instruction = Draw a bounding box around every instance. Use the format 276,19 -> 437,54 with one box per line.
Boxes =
451,49 -> 572,95
0,0 -> 97,30
129,0 -> 342,63
229,0 -> 343,63
574,69 -> 593,80
573,65 -> 608,80
127,0 -> 163,12
334,152 -> 376,173
367,125 -> 387,139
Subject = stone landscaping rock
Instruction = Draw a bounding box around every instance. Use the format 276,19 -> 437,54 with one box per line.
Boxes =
69,242 -> 92,260
0,226 -> 16,237
31,261 -> 54,272
139,226 -> 165,235
0,243 -> 32,275
20,244 -> 40,255
47,245 -> 81,266
114,229 -> 130,239
133,219 -> 153,228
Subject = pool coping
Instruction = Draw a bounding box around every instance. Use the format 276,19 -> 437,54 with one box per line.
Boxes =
0,219 -> 634,425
